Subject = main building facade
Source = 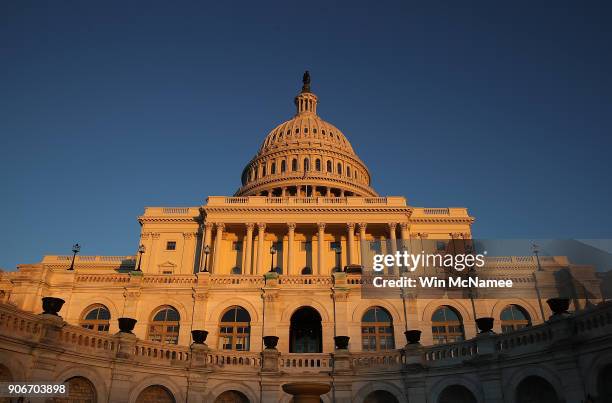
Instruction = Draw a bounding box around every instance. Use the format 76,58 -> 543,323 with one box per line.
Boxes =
0,74 -> 611,403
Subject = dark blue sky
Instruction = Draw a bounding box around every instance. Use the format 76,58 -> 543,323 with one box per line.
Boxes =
1,1 -> 610,269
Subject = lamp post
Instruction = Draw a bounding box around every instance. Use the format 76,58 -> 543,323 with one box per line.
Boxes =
136,244 -> 145,271
67,243 -> 80,271
201,245 -> 211,273
269,245 -> 277,272
532,242 -> 546,321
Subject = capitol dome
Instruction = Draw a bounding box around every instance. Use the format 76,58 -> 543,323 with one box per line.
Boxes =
235,72 -> 378,197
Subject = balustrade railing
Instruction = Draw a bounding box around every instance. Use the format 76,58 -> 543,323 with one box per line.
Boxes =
280,353 -> 332,371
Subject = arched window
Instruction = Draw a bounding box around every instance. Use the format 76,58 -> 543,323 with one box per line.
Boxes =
346,166 -> 351,177
361,306 -> 395,351
326,160 -> 332,172
61,377 -> 97,403
270,162 -> 276,175
262,164 -> 266,177
337,162 -> 342,174
315,159 -> 321,171
438,385 -> 476,403
219,306 -> 251,351
500,305 -> 531,333
431,306 -> 464,344
516,376 -> 559,403
136,385 -> 175,403
148,306 -> 180,344
303,158 -> 310,171
281,160 -> 286,173
80,305 -> 111,332
291,159 -> 298,171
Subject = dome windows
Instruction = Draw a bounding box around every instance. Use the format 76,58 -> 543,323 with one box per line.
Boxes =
303,158 -> 310,171
281,160 -> 286,173
327,160 -> 332,172
337,163 -> 342,175
270,162 -> 276,175
315,159 -> 321,171
291,159 -> 298,171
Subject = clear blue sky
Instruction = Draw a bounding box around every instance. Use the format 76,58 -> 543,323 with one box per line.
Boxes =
1,1 -> 610,270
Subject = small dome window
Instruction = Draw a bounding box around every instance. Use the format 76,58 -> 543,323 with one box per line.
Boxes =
313,128 -> 317,133
304,127 -> 308,133
292,159 -> 298,171
281,160 -> 286,173
337,163 -> 342,174
315,159 -> 321,171
295,128 -> 299,133
326,160 -> 332,172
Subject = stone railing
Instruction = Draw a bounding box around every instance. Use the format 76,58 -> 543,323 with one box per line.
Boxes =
206,196 -> 407,207
60,325 -> 117,354
141,207 -> 200,216
411,207 -> 470,218
209,275 -> 265,286
207,351 -> 261,368
278,275 -> 333,286
280,353 -> 333,372
351,350 -> 404,370
0,305 -> 42,338
42,255 -> 136,264
134,339 -> 191,362
422,339 -> 478,365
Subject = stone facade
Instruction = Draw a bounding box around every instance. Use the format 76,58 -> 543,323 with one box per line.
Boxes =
0,74 -> 610,402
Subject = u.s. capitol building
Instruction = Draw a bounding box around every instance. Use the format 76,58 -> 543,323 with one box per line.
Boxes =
0,73 -> 610,403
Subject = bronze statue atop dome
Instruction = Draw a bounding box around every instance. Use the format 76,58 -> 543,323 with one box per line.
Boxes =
301,70 -> 311,93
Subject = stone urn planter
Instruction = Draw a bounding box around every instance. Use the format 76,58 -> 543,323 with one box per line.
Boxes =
405,330 -> 422,344
282,382 -> 331,403
334,336 -> 350,350
191,330 -> 208,344
547,298 -> 570,316
42,297 -> 65,316
118,317 -> 137,333
476,317 -> 495,334
263,335 -> 279,349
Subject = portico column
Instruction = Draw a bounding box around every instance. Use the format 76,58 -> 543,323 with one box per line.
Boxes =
388,222 -> 398,274
400,222 -> 409,250
317,222 -> 326,275
256,223 -> 266,274
287,223 -> 296,275
326,187 -> 331,197
346,223 -> 355,265
244,223 -> 254,275
358,223 -> 367,269
199,222 -> 213,271
212,223 -> 225,274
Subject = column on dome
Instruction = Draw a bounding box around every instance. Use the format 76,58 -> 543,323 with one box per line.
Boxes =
256,223 -> 266,274
287,223 -> 296,275
326,187 -> 331,197
388,222 -> 398,274
317,222 -> 326,275
346,223 -> 355,265
244,223 -> 254,275
212,223 -> 225,274
358,223 -> 368,269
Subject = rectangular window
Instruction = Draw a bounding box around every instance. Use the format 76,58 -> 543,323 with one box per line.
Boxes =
232,241 -> 243,251
330,241 -> 341,251
300,241 -> 311,252
166,241 -> 176,250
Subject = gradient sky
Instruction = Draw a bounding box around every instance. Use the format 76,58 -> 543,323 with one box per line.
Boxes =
1,1 -> 611,270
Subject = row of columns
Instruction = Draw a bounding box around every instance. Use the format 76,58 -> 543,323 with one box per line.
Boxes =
258,186 -> 351,197
200,222 -> 411,275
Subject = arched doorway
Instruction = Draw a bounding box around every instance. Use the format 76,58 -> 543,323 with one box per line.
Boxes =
0,365 -> 12,403
214,390 -> 250,403
52,377 -> 96,403
135,385 -> 175,403
438,385 -> 476,403
515,376 -> 558,403
598,364 -> 612,402
364,390 -> 400,403
290,307 -> 322,353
